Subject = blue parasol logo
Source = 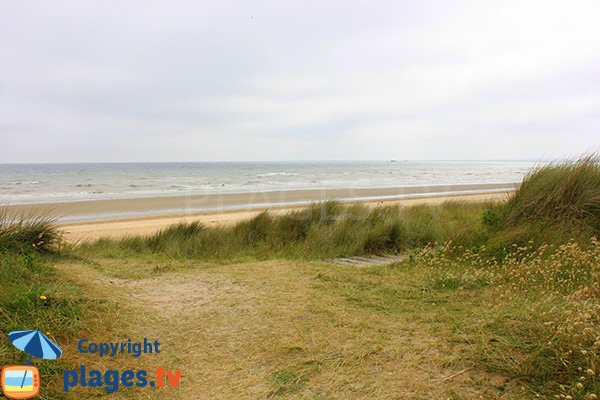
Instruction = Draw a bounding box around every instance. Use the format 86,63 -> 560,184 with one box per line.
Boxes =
8,330 -> 62,361
2,330 -> 61,399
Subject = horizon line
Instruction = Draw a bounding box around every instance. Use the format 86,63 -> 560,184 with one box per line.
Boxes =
0,158 -> 561,165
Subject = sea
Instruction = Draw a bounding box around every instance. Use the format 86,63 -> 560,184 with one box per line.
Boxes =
0,161 -> 542,205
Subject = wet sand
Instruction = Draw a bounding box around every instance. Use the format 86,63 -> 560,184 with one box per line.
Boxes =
2,183 -> 516,222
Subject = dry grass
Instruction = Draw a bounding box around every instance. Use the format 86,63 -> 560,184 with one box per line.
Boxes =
415,239 -> 599,399
52,257 -> 527,399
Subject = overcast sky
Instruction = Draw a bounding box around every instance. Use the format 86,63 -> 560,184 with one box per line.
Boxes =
1,0 -> 599,162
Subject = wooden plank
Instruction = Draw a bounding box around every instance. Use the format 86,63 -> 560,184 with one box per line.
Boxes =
331,254 -> 404,267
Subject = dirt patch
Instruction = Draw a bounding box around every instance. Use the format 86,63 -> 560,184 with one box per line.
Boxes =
107,273 -> 247,317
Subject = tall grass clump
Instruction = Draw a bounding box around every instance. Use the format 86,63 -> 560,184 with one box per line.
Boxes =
485,155 -> 600,252
146,221 -> 204,251
505,155 -> 600,230
0,212 -> 62,253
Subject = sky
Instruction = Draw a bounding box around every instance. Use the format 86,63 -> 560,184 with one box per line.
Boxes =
1,0 -> 599,162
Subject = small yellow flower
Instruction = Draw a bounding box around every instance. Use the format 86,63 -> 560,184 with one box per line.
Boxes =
39,295 -> 47,300
588,369 -> 595,376
576,382 -> 584,390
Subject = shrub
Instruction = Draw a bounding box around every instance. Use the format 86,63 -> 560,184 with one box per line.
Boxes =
481,209 -> 498,227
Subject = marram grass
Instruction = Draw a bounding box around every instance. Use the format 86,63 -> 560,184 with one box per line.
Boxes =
80,200 -> 490,261
0,211 -> 62,253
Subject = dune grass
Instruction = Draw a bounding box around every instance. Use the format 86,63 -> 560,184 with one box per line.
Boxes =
483,155 -> 600,255
0,215 -> 85,400
0,212 -> 62,254
79,200 -> 491,261
504,156 -> 600,230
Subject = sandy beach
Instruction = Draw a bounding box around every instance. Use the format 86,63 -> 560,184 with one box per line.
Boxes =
58,189 -> 511,242
0,183 -> 516,242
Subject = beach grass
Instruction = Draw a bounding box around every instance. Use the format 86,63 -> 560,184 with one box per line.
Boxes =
79,200 -> 492,261
483,155 -> 600,256
0,212 -> 62,254
0,217 -> 81,399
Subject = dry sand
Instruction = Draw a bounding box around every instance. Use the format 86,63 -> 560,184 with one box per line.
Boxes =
57,191 -> 512,243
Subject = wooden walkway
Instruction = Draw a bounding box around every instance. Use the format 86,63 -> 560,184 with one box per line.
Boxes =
331,254 -> 405,267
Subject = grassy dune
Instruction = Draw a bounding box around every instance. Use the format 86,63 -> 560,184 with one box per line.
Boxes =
1,156 -> 599,399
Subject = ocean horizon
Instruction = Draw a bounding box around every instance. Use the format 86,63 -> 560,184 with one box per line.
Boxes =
0,160 -> 542,206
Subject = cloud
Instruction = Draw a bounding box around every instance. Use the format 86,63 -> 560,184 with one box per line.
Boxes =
1,0 -> 599,162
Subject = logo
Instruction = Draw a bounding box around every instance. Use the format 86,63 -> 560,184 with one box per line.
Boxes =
1,366 -> 40,399
63,338 -> 182,393
3,331 -> 183,396
2,330 -> 62,399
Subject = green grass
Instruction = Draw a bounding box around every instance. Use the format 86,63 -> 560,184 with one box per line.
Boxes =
78,200 -> 491,261
504,155 -> 600,230
483,155 -> 600,256
0,216 -> 84,399
0,212 -> 63,254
